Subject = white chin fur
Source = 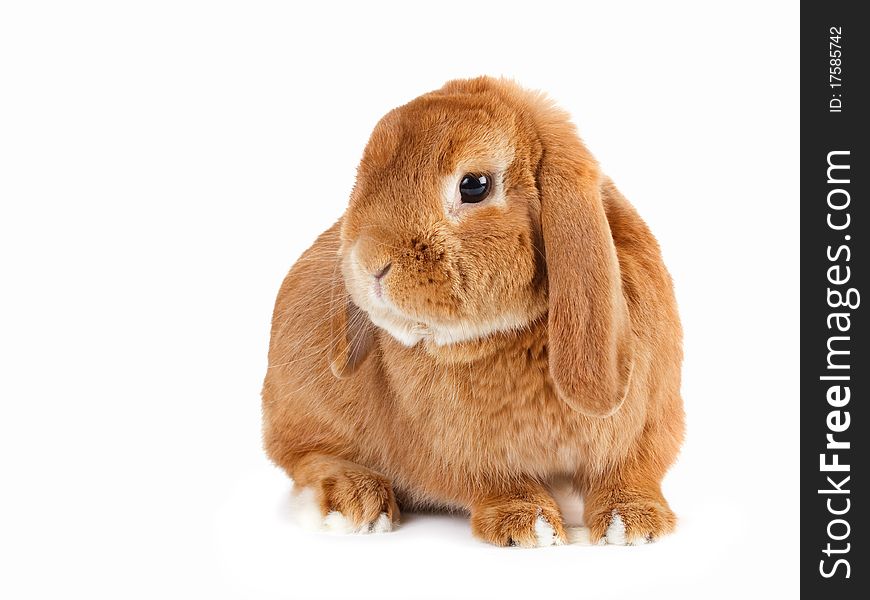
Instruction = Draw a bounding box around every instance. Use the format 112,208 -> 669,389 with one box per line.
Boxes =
427,312 -> 533,346
359,282 -> 540,348
373,311 -> 538,348
290,487 -> 393,535
366,311 -> 424,347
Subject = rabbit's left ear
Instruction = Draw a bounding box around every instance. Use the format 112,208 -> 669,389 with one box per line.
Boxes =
537,126 -> 633,418
328,267 -> 375,378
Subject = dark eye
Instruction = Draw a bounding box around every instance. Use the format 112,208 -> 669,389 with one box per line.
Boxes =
459,173 -> 491,203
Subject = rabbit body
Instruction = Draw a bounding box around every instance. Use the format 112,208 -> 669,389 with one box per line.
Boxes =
263,78 -> 684,546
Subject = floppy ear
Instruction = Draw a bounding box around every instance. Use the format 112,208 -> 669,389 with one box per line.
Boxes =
328,266 -> 375,378
538,130 -> 633,418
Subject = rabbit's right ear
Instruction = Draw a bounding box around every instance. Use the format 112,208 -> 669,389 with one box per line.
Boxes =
328,267 -> 374,379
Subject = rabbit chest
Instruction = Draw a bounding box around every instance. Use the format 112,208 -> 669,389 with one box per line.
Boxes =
377,320 -> 643,483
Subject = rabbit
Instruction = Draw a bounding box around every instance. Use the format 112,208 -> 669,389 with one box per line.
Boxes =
262,77 -> 684,547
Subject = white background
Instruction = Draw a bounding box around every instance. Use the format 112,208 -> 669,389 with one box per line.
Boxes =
0,1 -> 799,599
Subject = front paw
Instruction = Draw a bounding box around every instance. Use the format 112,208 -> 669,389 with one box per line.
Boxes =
292,468 -> 399,534
471,494 -> 567,548
585,488 -> 676,545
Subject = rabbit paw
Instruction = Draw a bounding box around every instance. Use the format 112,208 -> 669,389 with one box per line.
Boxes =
471,498 -> 567,547
585,489 -> 676,545
291,469 -> 399,534
322,509 -> 393,534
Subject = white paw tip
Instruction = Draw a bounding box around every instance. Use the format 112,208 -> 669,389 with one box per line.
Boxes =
371,512 -> 393,534
600,511 -> 653,546
533,515 -> 562,547
290,487 -> 327,531
323,510 -> 393,535
291,487 -> 393,535
323,510 -> 356,534
605,511 -> 627,545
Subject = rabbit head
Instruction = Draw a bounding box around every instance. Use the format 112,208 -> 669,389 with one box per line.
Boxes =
330,77 -> 633,418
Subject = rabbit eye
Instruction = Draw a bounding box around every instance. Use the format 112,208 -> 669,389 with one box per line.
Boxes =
459,174 -> 491,203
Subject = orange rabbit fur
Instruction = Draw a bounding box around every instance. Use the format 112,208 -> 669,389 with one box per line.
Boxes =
262,77 -> 684,547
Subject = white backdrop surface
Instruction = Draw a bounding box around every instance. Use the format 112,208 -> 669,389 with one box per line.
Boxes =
0,2 -> 799,599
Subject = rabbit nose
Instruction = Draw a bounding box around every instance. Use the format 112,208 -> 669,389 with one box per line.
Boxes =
373,262 -> 392,280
